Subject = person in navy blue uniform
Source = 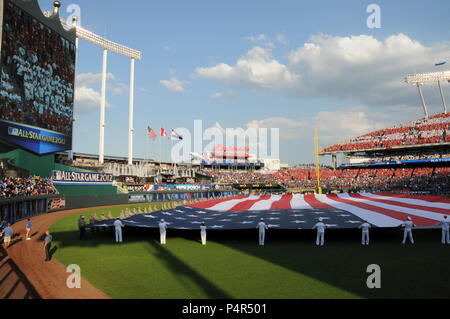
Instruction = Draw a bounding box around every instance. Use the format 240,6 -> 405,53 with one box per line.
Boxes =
43,230 -> 53,261
78,216 -> 87,240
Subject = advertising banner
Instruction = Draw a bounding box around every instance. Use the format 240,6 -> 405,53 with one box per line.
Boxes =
52,170 -> 113,185
47,198 -> 66,211
0,120 -> 72,154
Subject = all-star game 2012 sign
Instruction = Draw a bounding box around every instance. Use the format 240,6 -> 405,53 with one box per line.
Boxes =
0,120 -> 72,154
52,170 -> 113,186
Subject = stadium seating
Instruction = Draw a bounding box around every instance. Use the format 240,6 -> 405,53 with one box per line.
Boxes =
202,165 -> 449,193
321,113 -> 450,153
0,176 -> 56,198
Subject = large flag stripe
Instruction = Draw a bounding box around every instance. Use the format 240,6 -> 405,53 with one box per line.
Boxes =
313,194 -> 402,227
376,193 -> 450,204
188,196 -> 247,209
342,193 -> 446,223
304,194 -> 335,209
271,194 -> 293,210
349,193 -> 450,216
208,197 -> 253,212
327,194 -> 438,226
290,194 -> 314,210
364,193 -> 450,210
250,195 -> 283,211
229,195 -> 272,211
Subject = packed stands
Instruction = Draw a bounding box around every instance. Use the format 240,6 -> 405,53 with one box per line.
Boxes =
321,113 -> 450,153
0,176 -> 56,198
202,167 -> 449,194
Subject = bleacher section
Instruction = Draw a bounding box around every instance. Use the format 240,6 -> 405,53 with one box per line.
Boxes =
321,113 -> 449,153
203,167 -> 448,194
0,146 -> 120,197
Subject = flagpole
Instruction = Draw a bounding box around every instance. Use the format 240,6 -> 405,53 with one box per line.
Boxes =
171,136 -> 174,173
146,131 -> 149,163
159,127 -> 162,167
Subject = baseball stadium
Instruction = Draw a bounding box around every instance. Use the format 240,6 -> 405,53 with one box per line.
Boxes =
0,0 -> 449,301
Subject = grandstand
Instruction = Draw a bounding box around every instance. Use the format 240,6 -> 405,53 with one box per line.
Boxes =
198,112 -> 449,195
314,112 -> 449,194
320,113 -> 449,154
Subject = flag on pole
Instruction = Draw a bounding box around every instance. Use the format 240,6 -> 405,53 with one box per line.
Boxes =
147,126 -> 157,141
171,129 -> 183,140
161,127 -> 170,140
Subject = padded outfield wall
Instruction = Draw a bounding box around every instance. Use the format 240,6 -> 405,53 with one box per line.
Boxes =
0,189 -> 238,224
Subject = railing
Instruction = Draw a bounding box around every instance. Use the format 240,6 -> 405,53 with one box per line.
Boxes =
0,194 -> 60,224
0,188 -> 239,225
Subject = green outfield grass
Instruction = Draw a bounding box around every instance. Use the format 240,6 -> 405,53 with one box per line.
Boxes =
50,203 -> 450,299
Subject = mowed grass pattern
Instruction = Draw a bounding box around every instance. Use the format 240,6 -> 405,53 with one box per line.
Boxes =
50,203 -> 450,299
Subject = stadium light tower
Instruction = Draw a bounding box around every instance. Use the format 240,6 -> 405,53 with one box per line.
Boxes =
405,70 -> 450,117
61,10 -> 142,165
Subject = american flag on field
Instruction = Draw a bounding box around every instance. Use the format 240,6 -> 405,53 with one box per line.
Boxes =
147,126 -> 157,141
92,193 -> 450,231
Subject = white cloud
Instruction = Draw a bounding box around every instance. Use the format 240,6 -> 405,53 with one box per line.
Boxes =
74,72 -> 121,112
160,78 -> 186,93
196,33 -> 450,107
211,92 -> 224,100
76,72 -> 128,101
74,86 -> 111,112
245,105 -> 411,146
247,116 -> 304,140
111,82 -> 129,96
244,34 -> 267,43
210,90 -> 239,100
196,46 -> 299,92
276,34 -> 288,45
139,88 -> 151,94
76,72 -> 115,86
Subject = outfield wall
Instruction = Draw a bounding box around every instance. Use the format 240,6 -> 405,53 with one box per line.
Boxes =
0,190 -> 238,224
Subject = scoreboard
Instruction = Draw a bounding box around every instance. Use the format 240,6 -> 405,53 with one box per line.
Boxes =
0,0 -> 76,154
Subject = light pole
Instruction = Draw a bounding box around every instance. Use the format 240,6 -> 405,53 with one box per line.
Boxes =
406,70 -> 450,116
63,17 -> 142,165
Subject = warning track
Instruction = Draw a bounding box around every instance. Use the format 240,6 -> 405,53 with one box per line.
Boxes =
5,207 -> 112,299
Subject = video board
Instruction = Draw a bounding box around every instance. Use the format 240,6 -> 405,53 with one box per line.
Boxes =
0,0 -> 76,154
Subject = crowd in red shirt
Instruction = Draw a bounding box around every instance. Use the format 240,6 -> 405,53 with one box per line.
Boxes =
322,113 -> 450,153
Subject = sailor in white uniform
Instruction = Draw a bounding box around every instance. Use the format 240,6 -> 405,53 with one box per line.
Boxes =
200,222 -> 207,245
159,219 -> 168,245
113,218 -> 124,243
359,221 -> 371,245
401,217 -> 415,244
438,216 -> 450,244
257,218 -> 268,246
313,218 -> 326,246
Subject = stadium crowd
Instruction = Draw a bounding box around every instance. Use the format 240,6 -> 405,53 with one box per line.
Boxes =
322,113 -> 450,153
0,176 -> 56,198
0,1 -> 75,135
203,167 -> 449,193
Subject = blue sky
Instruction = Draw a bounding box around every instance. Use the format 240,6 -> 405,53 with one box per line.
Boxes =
37,0 -> 450,165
